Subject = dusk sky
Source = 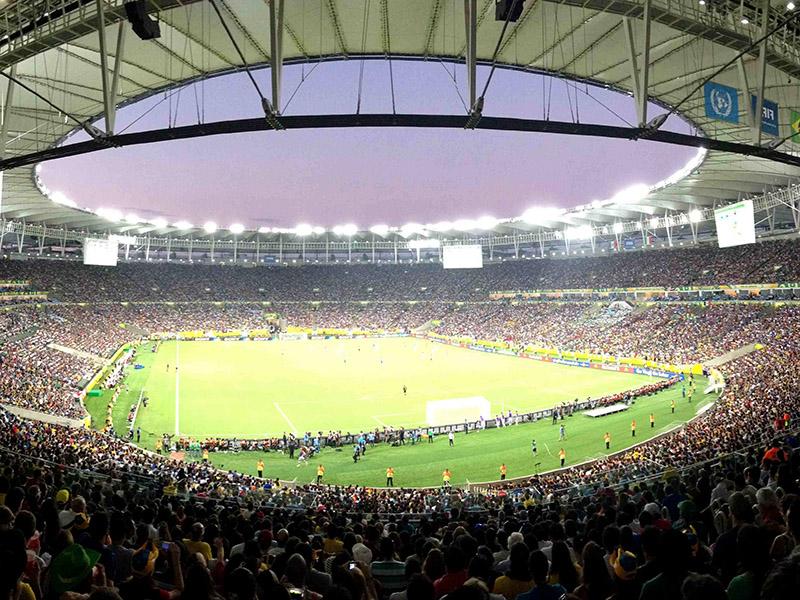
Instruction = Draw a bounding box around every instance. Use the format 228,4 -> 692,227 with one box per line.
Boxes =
41,60 -> 697,229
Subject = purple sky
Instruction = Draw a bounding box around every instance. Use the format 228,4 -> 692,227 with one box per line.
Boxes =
41,61 -> 696,228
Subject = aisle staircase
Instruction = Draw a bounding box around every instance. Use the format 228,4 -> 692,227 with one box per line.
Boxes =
704,343 -> 761,367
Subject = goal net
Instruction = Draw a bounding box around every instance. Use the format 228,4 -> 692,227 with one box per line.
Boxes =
426,396 -> 491,427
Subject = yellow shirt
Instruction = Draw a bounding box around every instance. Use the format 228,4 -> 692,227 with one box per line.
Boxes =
257,461 -> 265,471
184,539 -> 212,561
387,468 -> 394,477
317,466 -> 325,476
492,576 -> 534,600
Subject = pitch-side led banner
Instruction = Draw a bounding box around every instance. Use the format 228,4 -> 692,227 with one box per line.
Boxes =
704,82 -> 739,124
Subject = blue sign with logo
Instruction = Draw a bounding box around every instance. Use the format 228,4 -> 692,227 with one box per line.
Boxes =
704,82 -> 739,124
623,239 -> 635,250
750,95 -> 779,136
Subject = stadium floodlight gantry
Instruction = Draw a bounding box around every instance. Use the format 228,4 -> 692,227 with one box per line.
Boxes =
1,0 -> 800,261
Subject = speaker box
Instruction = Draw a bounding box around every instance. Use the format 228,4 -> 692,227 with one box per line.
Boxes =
124,0 -> 161,40
495,0 -> 524,22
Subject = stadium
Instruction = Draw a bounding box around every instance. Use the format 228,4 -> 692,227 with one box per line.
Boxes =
0,1 -> 800,599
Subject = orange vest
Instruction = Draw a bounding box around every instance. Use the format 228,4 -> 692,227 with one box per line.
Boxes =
317,466 -> 325,476
387,468 -> 394,477
500,465 -> 507,475
559,449 -> 566,459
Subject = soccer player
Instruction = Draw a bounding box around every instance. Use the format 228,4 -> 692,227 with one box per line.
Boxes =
402,385 -> 407,396
559,448 -> 566,467
650,413 -> 655,428
559,424 -> 566,440
316,464 -> 325,484
166,363 -> 169,372
257,459 -> 265,478
671,399 -> 676,414
386,466 -> 395,487
500,464 -> 507,480
427,427 -> 434,443
442,468 -> 452,488
136,427 -> 141,443
448,430 -> 454,447
604,432 -> 611,450
531,439 -> 537,455
631,419 -> 637,437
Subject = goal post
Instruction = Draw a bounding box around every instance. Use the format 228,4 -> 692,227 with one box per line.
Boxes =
425,396 -> 491,427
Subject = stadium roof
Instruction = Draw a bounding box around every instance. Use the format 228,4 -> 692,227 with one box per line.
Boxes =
1,0 -> 800,243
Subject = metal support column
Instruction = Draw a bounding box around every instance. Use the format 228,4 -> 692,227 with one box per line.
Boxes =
638,0 -> 651,127
464,0 -> 477,109
736,58 -> 753,129
210,238 -> 215,262
17,221 -> 25,253
145,235 -> 151,261
95,0 -> 114,134
255,237 -> 261,262
38,230 -> 45,255
278,235 -> 283,263
371,236 -> 376,263
108,22 -> 127,134
188,238 -> 193,261
394,240 -> 398,264
752,0 -> 770,145
61,229 -> 67,256
0,65 -> 16,210
233,238 -> 238,263
269,0 -> 285,114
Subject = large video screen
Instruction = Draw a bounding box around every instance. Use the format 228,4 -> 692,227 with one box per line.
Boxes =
83,238 -> 119,266
714,200 -> 755,248
443,244 -> 483,269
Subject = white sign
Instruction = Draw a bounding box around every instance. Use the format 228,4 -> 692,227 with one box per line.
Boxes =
443,244 -> 483,269
714,200 -> 755,248
83,237 -> 119,266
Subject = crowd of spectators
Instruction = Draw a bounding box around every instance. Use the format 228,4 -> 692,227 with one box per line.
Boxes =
2,237 -> 800,302
1,249 -> 800,599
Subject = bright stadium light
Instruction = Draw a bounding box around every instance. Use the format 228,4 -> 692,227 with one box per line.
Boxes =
788,2 -> 796,10
452,219 -> 477,231
124,213 -> 141,224
50,191 -> 77,208
650,217 -> 660,229
312,226 -> 326,235
521,207 -> 563,225
400,222 -> 426,237
229,223 -> 245,235
613,222 -> 624,234
333,223 -> 358,237
173,220 -> 193,230
96,207 -> 123,222
428,221 -> 453,232
370,224 -> 390,236
294,223 -> 313,237
151,217 -> 168,229
689,209 -> 703,223
612,184 -> 650,205
203,221 -> 218,234
476,215 -> 498,230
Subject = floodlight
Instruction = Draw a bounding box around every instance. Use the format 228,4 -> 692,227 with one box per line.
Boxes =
203,221 -> 218,234
565,225 -> 594,240
521,207 -> 563,224
229,223 -> 245,235
650,217 -> 660,229
452,219 -> 477,231
689,209 -> 703,223
788,2 -> 796,10
312,226 -> 326,235
151,217 -> 168,229
612,222 -> 624,235
476,216 -> 498,230
612,184 -> 649,205
741,17 -> 749,24
173,220 -> 193,230
97,207 -> 123,222
294,223 -> 313,237
333,223 -> 358,237
124,213 -> 140,224
50,191 -> 77,208
370,224 -> 390,236
428,221 -> 453,232
258,227 -> 271,234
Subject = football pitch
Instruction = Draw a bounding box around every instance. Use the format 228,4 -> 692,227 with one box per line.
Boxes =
89,337 -> 713,487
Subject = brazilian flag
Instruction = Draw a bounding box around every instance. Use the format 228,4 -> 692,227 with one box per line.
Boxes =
791,110 -> 800,143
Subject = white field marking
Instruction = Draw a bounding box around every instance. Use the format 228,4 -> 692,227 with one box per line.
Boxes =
372,415 -> 388,427
274,402 -> 298,435
174,340 -> 180,436
544,442 -> 553,457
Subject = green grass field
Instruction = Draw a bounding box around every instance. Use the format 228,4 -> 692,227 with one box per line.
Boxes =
84,337 -> 714,487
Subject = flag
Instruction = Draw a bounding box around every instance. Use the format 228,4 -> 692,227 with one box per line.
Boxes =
791,110 -> 800,143
704,82 -> 739,124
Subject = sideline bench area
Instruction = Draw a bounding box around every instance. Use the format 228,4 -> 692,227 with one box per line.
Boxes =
584,403 -> 629,418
